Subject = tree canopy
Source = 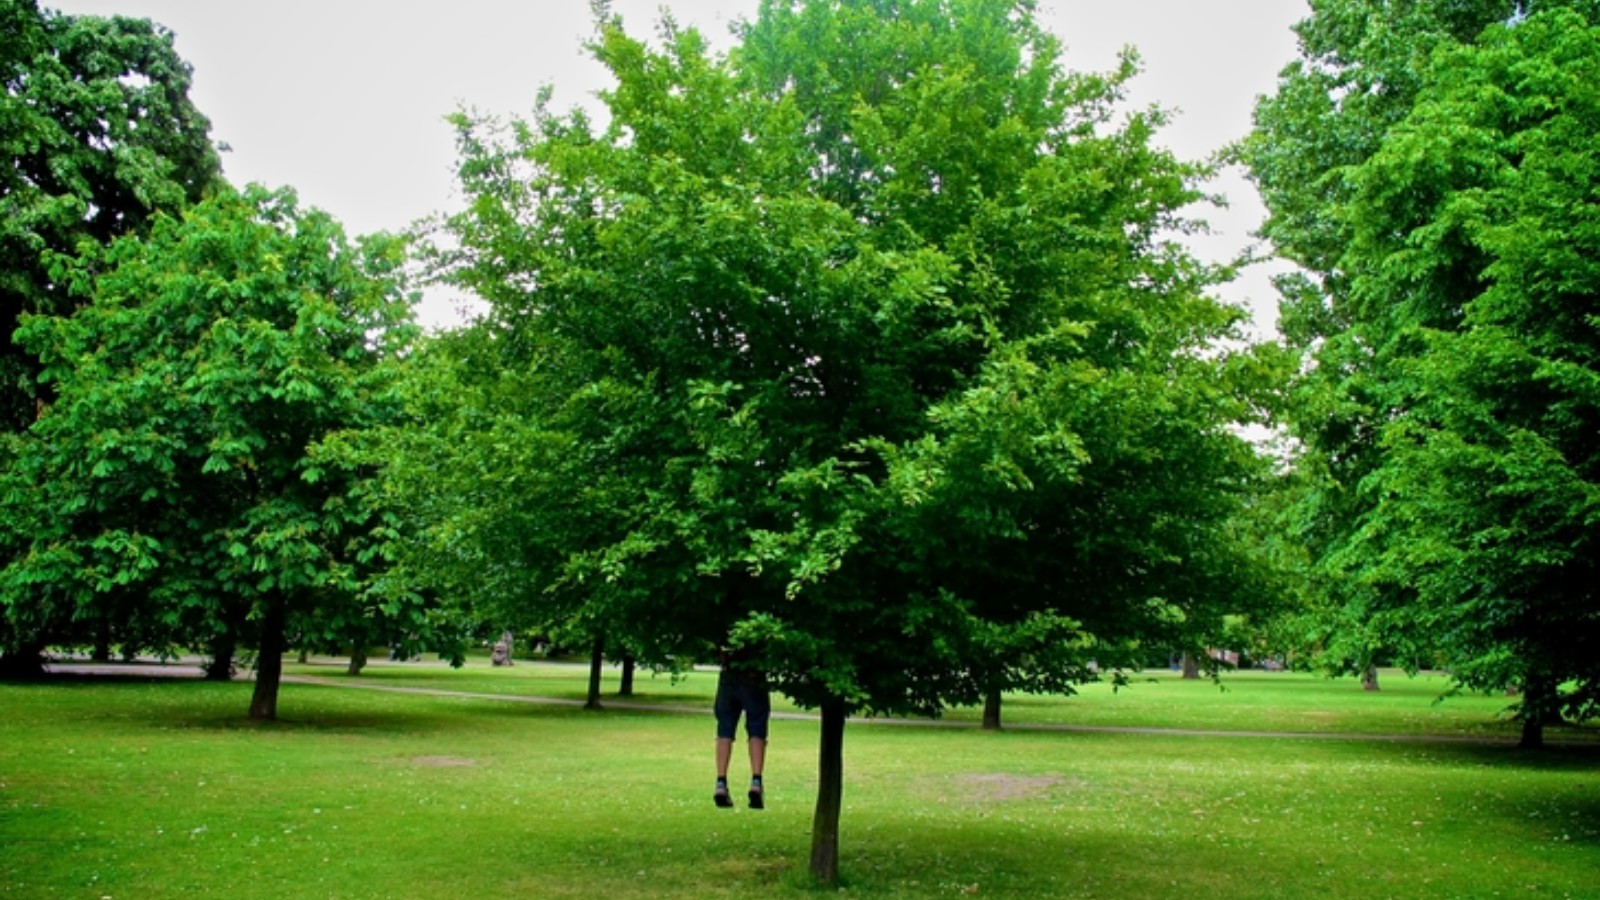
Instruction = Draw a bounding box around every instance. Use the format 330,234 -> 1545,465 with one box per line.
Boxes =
436,0 -> 1272,881
1246,0 -> 1600,743
1,0 -> 220,430
0,185 -> 421,718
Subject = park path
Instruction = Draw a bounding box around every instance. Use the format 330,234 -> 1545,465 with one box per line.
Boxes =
37,656 -> 1584,747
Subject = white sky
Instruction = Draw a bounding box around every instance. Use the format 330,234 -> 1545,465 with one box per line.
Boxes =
54,1 -> 1308,333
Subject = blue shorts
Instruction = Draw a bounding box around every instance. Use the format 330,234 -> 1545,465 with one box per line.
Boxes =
714,677 -> 771,740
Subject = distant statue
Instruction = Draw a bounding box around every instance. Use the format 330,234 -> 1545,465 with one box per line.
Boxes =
491,630 -> 515,667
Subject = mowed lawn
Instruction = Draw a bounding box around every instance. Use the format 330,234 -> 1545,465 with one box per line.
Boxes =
283,656 -> 1560,738
2,664 -> 1597,898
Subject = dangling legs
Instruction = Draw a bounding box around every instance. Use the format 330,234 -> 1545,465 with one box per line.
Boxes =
746,737 -> 767,809
745,682 -> 771,809
714,736 -> 735,807
713,679 -> 740,808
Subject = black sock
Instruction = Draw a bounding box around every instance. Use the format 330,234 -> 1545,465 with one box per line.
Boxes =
716,777 -> 728,787
751,774 -> 762,786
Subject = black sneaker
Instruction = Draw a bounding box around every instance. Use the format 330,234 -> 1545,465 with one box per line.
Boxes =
714,785 -> 733,808
748,785 -> 764,810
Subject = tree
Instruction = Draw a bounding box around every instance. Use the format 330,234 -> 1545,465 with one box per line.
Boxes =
1243,0 -> 1532,699
0,185 -> 422,719
351,322 -> 609,676
441,0 -> 1269,882
1247,1 -> 1600,744
1250,461 -> 1438,689
1,0 -> 219,431
0,0 -> 220,674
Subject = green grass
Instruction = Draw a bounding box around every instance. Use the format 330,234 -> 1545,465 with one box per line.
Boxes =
3,668 -> 1597,898
286,657 -> 1555,739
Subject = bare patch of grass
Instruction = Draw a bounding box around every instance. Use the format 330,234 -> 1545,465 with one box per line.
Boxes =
951,772 -> 1069,803
410,755 -> 478,768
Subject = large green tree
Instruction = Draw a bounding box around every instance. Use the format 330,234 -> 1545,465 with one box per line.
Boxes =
1247,1 -> 1600,744
440,0 -> 1269,881
0,185 -> 421,718
1,0 -> 219,430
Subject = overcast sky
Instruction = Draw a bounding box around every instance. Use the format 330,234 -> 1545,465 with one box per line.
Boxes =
54,1 -> 1309,331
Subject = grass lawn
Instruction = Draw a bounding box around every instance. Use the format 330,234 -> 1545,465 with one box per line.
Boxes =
286,656 -> 1555,739
2,667 -> 1597,898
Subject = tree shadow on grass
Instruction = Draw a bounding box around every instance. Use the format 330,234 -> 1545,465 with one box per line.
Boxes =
1329,739 -> 1600,853
826,822 -> 1319,896
6,670 -> 624,738
833,806 -> 1599,896
1366,737 -> 1600,769
206,689 -> 622,736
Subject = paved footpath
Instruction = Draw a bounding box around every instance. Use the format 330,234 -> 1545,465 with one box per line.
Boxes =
37,658 -> 1596,747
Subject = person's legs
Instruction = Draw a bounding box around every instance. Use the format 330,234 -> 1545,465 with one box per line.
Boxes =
744,683 -> 771,809
747,737 -> 766,776
713,681 -> 742,808
714,737 -> 735,807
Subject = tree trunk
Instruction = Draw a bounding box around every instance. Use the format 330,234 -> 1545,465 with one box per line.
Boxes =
1361,664 -> 1380,692
203,634 -> 236,682
618,654 -> 635,697
1518,673 -> 1558,750
1520,712 -> 1544,750
347,647 -> 367,675
584,635 -> 604,710
1181,652 -> 1200,680
0,640 -> 46,678
91,620 -> 112,662
809,698 -> 848,886
297,646 -> 309,664
981,684 -> 1002,730
248,600 -> 286,721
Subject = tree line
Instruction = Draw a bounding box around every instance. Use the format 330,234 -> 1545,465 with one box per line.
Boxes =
3,0 -> 1596,885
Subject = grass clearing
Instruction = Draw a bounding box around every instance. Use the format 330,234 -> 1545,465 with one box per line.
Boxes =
3,668 -> 1597,898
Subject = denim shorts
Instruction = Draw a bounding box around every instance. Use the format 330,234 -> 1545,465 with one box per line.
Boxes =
714,678 -> 771,740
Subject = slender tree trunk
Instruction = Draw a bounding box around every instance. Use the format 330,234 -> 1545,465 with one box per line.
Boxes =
1361,664 -> 1380,692
298,646 -> 309,664
347,647 -> 367,675
618,654 -> 635,697
981,684 -> 1002,730
584,635 -> 604,710
809,698 -> 848,886
203,634 -> 236,682
91,620 -> 112,662
1181,652 -> 1200,680
248,600 -> 287,721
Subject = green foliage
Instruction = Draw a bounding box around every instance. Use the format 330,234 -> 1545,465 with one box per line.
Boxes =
0,0 -> 220,431
1248,1 -> 1600,730
354,326 -> 587,647
0,185 -> 422,702
436,0 -> 1271,718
